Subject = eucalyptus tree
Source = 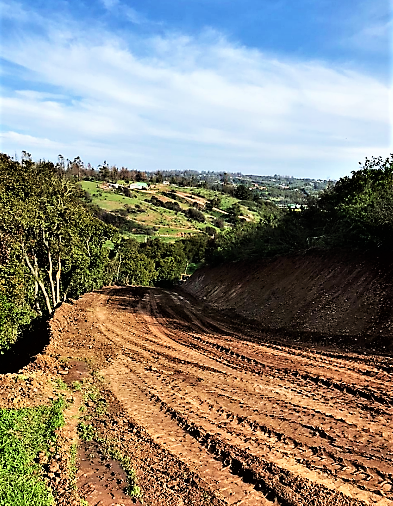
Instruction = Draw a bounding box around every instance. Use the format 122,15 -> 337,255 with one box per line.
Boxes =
0,154 -> 115,347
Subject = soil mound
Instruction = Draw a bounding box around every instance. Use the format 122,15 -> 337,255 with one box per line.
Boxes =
184,249 -> 393,352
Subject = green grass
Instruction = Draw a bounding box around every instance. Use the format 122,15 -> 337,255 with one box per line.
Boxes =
81,181 -> 148,210
0,397 -> 65,506
81,180 -> 256,240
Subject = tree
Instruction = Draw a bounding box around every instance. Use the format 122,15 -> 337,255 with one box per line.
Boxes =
309,154 -> 393,247
0,154 -> 115,334
234,184 -> 252,200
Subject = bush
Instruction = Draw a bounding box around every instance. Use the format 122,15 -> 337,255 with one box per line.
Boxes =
185,207 -> 205,222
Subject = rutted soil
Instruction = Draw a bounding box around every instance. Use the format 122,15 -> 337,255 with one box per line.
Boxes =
37,285 -> 393,505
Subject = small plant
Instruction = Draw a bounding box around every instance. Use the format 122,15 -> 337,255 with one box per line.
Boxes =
127,484 -> 142,497
77,422 -> 96,442
0,397 -> 65,505
83,385 -> 99,403
95,399 -> 107,416
72,381 -> 82,391
53,377 -> 69,390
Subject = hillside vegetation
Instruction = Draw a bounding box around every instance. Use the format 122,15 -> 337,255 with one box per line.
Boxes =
80,180 -> 281,242
0,154 -> 209,350
1,152 -> 392,352
206,155 -> 393,263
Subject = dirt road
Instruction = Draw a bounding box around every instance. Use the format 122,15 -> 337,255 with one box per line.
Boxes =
50,286 -> 393,505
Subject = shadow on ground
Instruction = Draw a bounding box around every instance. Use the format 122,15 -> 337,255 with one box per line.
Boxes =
0,317 -> 50,374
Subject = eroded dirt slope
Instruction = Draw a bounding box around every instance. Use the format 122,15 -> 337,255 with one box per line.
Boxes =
45,286 -> 393,505
184,250 -> 393,352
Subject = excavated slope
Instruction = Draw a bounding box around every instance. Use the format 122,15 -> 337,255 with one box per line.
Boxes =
184,249 -> 393,352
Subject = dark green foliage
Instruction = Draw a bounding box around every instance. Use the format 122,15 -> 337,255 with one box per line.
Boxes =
111,239 -> 157,286
111,236 -> 210,286
90,205 -> 151,235
204,226 -> 216,236
0,293 -> 33,351
213,218 -> 225,229
206,155 -> 393,264
141,239 -> 188,283
180,234 -> 209,263
306,155 -> 393,248
234,184 -> 253,201
184,207 -> 205,222
0,153 -> 115,348
149,195 -> 181,212
226,203 -> 242,223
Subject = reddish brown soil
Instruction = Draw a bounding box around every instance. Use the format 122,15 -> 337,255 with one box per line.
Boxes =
184,250 -> 393,353
40,284 -> 393,505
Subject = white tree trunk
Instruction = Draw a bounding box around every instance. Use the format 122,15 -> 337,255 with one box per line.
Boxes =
22,247 -> 53,314
55,256 -> 62,305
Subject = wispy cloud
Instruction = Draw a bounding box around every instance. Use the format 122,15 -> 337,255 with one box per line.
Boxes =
346,18 -> 392,53
0,2 -> 390,178
338,0 -> 392,55
101,0 -> 119,10
99,0 -> 155,26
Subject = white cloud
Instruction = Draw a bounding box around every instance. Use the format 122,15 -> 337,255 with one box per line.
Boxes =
0,11 -> 391,178
347,19 -> 392,53
99,0 -> 153,25
101,0 -> 119,10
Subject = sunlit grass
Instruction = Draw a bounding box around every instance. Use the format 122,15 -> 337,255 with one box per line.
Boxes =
0,397 -> 66,505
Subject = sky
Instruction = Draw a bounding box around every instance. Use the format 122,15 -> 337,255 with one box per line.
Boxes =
0,0 -> 391,179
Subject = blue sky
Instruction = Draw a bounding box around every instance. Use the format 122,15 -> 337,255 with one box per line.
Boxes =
0,0 -> 391,178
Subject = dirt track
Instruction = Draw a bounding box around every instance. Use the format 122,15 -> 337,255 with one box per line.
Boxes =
49,286 -> 393,505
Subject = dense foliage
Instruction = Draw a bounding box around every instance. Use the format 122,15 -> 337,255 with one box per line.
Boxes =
0,154 -> 210,349
0,154 -> 116,349
206,155 -> 393,263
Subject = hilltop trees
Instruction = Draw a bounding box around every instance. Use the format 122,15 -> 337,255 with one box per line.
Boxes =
308,155 -> 393,248
207,155 -> 393,264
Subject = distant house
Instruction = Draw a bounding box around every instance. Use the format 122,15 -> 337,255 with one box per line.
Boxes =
129,182 -> 149,190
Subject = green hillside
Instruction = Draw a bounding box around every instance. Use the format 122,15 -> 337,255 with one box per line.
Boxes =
80,180 -> 269,242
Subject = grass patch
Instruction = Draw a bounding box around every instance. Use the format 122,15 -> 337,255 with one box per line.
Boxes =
0,397 -> 65,505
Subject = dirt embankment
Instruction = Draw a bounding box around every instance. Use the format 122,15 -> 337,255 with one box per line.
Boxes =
184,250 -> 393,352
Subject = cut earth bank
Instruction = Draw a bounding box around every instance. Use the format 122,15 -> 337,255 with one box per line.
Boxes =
184,249 -> 393,354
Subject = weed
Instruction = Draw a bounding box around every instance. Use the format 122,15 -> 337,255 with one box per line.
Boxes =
94,399 -> 107,416
77,422 -> 96,442
80,500 -> 90,506
15,374 -> 28,382
83,385 -> 99,403
72,381 -> 82,391
0,397 -> 65,505
53,377 -> 69,390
